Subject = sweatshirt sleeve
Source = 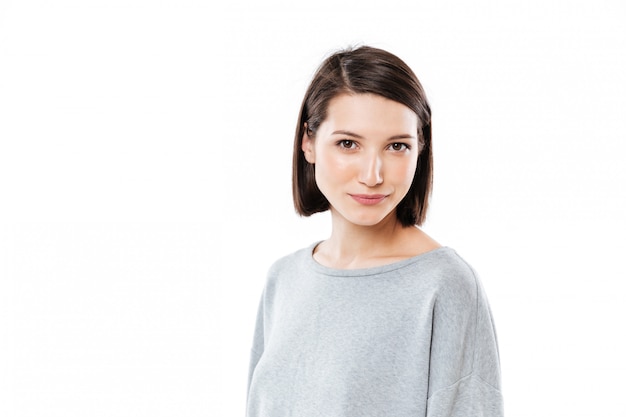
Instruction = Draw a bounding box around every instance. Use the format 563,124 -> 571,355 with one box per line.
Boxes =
247,258 -> 282,398
426,263 -> 504,417
247,294 -> 265,396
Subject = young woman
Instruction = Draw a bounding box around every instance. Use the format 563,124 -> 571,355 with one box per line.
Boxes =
246,46 -> 503,417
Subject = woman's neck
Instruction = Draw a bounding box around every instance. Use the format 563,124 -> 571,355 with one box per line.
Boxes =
313,210 -> 440,270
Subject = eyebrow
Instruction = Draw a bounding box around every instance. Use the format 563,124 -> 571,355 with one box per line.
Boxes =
331,130 -> 417,141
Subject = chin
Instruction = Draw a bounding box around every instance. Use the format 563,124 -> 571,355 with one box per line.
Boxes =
342,212 -> 394,227
332,202 -> 398,227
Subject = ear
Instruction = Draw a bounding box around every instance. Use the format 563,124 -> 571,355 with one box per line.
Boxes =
301,125 -> 316,164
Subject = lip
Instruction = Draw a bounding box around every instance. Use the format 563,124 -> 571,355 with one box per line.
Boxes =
349,194 -> 388,206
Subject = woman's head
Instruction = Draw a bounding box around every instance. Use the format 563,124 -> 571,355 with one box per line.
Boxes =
293,45 -> 432,226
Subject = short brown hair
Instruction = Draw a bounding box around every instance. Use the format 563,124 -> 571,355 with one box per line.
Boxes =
292,45 -> 433,226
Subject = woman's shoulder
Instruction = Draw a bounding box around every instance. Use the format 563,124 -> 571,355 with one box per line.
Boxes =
268,243 -> 313,268
432,247 -> 478,284
260,243 -> 317,299
264,242 -> 316,280
417,247 -> 489,312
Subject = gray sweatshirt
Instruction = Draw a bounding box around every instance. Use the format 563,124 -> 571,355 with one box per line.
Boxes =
247,244 -> 503,416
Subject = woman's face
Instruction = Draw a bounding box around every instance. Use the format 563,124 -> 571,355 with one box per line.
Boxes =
302,93 -> 419,227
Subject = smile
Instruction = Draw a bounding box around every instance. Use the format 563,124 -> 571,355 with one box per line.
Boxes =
349,194 -> 388,206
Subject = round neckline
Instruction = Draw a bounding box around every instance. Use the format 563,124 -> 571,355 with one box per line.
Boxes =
305,241 -> 453,277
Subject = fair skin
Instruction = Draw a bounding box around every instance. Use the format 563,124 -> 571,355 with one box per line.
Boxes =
302,93 -> 440,270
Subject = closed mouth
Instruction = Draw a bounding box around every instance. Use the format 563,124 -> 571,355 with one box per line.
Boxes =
349,194 -> 388,205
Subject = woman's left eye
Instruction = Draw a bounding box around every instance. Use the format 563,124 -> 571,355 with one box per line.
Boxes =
390,143 -> 410,151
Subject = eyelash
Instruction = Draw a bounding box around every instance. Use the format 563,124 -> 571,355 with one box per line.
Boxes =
336,140 -> 411,152
338,139 -> 357,150
389,143 -> 411,152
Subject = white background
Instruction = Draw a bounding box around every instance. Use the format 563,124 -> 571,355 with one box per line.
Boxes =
1,0 -> 625,416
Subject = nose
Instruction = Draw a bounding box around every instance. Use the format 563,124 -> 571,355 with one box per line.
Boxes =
358,152 -> 383,187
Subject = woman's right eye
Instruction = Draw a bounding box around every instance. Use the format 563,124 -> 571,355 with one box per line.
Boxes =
338,140 -> 356,149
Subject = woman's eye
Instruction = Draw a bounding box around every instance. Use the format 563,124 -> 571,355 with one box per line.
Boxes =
390,143 -> 409,151
338,140 -> 356,149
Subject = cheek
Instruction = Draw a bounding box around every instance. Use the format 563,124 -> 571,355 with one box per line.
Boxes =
315,152 -> 354,182
388,158 -> 418,184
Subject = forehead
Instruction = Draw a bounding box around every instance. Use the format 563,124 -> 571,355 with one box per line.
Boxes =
323,93 -> 419,134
